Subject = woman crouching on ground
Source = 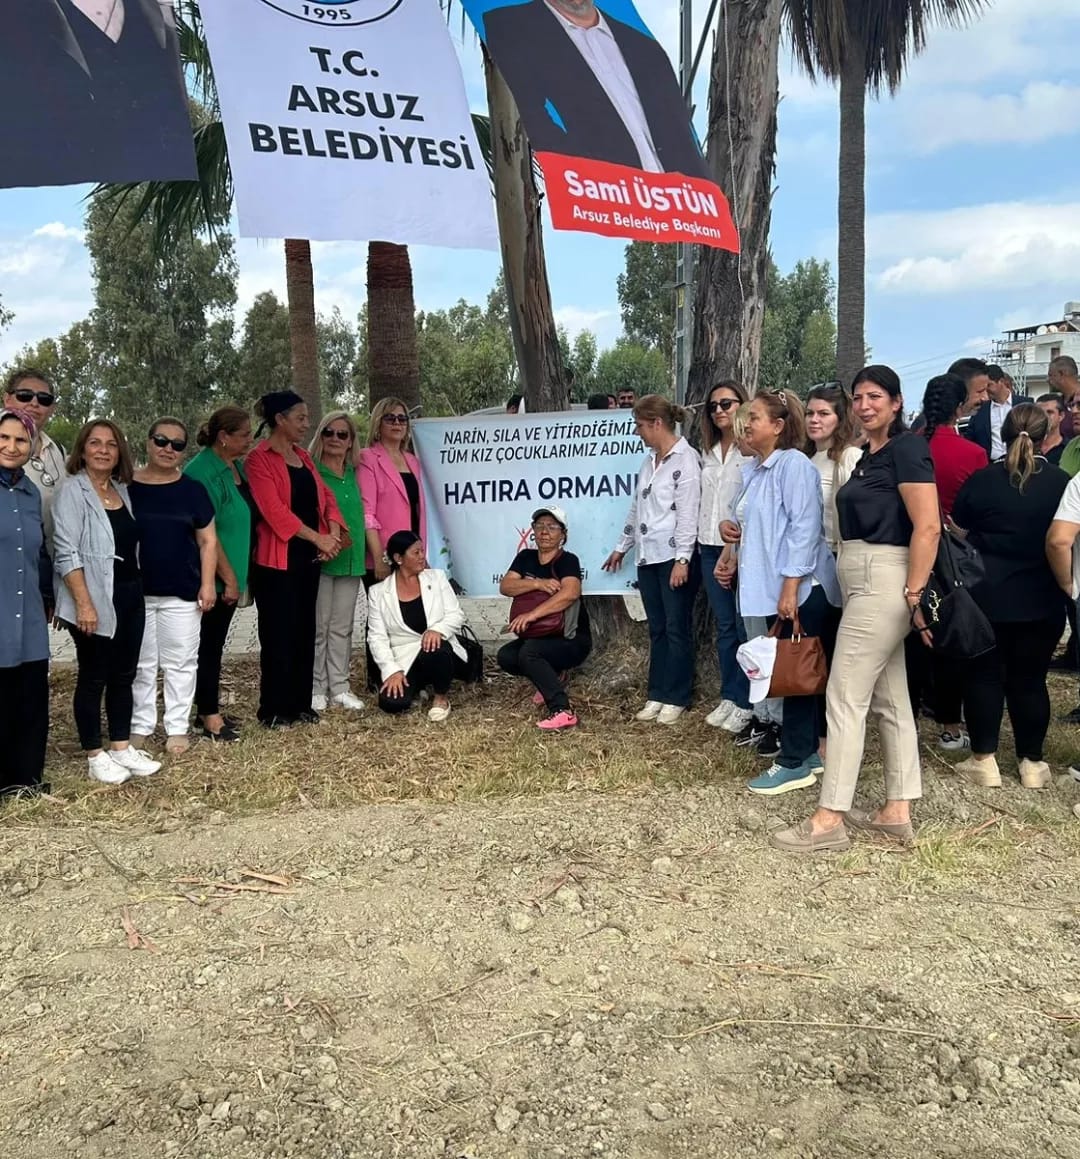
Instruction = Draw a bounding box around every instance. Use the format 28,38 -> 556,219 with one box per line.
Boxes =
498,505 -> 592,730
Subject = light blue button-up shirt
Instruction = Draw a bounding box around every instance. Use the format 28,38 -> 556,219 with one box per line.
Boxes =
733,449 -> 841,618
0,470 -> 50,667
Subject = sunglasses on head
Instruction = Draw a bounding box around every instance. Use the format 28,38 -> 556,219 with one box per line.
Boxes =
321,428 -> 351,440
382,413 -> 409,425
151,433 -> 187,452
708,399 -> 739,413
12,388 -> 55,407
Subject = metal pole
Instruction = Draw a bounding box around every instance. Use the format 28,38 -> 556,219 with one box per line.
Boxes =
673,0 -> 693,404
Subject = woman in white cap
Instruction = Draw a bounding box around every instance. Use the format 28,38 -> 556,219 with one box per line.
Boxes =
498,505 -> 591,730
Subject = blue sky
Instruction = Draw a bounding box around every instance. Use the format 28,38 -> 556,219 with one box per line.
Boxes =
1,0 -> 1078,403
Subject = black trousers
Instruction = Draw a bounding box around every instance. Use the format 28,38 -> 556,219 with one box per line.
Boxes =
965,614 -> 1063,761
0,659 -> 49,793
253,562 -> 320,723
194,599 -> 236,717
497,634 -> 591,712
70,578 -> 144,751
378,641 -> 455,714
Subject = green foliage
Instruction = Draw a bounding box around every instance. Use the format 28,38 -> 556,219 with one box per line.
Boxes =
567,330 -> 598,399
592,339 -> 669,399
416,298 -> 518,416
616,242 -> 676,363
0,294 -> 12,335
758,257 -> 837,395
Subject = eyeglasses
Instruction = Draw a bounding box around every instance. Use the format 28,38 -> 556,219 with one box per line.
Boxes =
382,413 -> 409,425
1068,401 -> 1080,411
321,428 -> 351,440
12,388 -> 55,407
708,399 -> 739,413
150,434 -> 187,452
29,457 -> 55,487
532,522 -> 563,533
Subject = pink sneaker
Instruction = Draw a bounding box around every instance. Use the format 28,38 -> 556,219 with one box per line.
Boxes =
537,710 -> 578,731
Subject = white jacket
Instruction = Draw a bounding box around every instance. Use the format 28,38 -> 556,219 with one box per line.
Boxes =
367,568 -> 467,680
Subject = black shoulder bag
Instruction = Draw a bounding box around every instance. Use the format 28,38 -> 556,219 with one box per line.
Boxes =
454,624 -> 485,684
913,522 -> 995,659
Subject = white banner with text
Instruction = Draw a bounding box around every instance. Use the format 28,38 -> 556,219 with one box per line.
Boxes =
411,411 -> 646,597
200,0 -> 497,248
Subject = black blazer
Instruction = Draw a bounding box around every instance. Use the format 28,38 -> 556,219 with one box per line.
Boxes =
964,393 -> 1025,460
0,0 -> 194,188
482,1 -> 707,177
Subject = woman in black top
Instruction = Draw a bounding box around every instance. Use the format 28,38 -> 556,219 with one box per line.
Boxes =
950,405 -> 1069,790
771,365 -> 940,854
498,505 -> 592,731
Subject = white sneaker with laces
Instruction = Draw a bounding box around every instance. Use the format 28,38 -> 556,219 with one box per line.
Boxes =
311,694 -> 328,712
939,730 -> 971,752
87,752 -> 131,785
721,707 -> 755,734
332,692 -> 365,711
705,701 -> 735,728
109,747 -> 162,777
657,705 -> 685,725
635,700 -> 663,722
428,703 -> 451,722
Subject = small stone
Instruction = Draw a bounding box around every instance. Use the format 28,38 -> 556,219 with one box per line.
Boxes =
390,847 -> 416,863
1052,1109 -> 1080,1129
967,1057 -> 998,1089
507,911 -> 536,934
209,810 -> 227,826
739,808 -> 766,834
568,1031 -> 586,1049
23,1002 -> 44,1017
645,1102 -> 670,1122
494,1101 -> 521,1134
210,1100 -> 231,1122
224,1126 -> 247,1144
764,1127 -> 786,1147
950,1085 -> 969,1103
650,856 -> 674,875
554,886 -> 583,913
936,1043 -> 961,1079
176,1091 -> 199,1111
1073,803 -> 1080,821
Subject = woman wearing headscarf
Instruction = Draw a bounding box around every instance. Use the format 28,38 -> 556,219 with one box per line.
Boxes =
0,409 -> 53,798
246,391 -> 345,729
367,530 -> 466,721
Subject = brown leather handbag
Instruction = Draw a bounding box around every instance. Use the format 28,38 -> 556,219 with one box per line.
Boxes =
509,551 -> 565,638
767,612 -> 828,698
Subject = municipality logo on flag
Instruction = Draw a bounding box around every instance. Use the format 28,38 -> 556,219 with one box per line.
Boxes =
257,0 -> 402,26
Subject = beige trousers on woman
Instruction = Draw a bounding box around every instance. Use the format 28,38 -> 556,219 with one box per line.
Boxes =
819,540 -> 922,813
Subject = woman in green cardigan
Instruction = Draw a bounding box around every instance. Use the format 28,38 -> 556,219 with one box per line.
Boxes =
308,410 -> 368,711
184,406 -> 254,742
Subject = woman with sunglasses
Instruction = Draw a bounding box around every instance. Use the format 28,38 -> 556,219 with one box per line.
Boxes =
247,391 -> 345,729
360,397 -> 426,583
3,368 -> 65,537
308,411 -> 368,713
185,406 -> 255,742
697,381 -> 753,733
128,418 -> 219,755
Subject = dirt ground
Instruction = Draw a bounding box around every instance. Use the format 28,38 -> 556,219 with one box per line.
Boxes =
3,661 -> 1080,1158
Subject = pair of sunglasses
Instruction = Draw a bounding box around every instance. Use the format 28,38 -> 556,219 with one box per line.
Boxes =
151,433 -> 187,452
13,388 -> 55,407
381,413 -> 409,425
707,399 -> 739,414
321,428 -> 351,440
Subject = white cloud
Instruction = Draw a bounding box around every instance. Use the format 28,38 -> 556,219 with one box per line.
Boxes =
32,221 -> 84,243
870,200 -> 1080,294
554,305 -> 616,336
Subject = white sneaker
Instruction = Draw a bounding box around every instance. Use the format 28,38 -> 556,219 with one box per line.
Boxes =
428,703 -> 451,723
109,747 -> 162,777
721,707 -> 755,734
705,700 -> 735,728
87,752 -> 131,784
939,730 -> 971,752
332,692 -> 365,711
657,705 -> 685,725
1019,759 -> 1051,790
311,694 -> 328,712
635,700 -> 663,722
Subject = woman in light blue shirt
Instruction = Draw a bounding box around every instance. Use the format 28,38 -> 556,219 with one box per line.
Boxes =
721,391 -> 840,795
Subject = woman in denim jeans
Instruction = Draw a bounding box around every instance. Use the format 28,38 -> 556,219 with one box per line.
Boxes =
697,380 -> 753,732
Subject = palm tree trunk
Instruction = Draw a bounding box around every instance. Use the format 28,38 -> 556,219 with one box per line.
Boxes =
367,241 -> 420,411
283,237 -> 322,425
687,0 -> 782,406
835,42 -> 867,388
483,48 -> 568,413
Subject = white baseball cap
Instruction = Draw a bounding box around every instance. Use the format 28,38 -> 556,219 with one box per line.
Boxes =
737,635 -> 777,704
532,506 -> 568,532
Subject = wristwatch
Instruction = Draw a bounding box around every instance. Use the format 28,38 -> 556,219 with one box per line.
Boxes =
675,556 -> 690,565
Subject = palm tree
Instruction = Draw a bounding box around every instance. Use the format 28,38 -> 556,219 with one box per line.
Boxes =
784,0 -> 989,386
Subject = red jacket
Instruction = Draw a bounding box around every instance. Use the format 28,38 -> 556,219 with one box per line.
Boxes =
245,440 -> 344,571
929,426 -> 987,519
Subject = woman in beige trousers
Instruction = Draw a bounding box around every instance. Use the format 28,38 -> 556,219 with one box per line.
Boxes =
770,366 -> 940,853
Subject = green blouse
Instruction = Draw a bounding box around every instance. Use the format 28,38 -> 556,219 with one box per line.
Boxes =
184,447 -> 252,592
317,462 -> 367,577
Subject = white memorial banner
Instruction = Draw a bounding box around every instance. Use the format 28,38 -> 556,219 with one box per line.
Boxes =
411,411 -> 646,597
199,0 -> 497,248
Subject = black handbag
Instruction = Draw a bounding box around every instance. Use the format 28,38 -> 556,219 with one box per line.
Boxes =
455,625 -> 485,683
914,526 -> 995,659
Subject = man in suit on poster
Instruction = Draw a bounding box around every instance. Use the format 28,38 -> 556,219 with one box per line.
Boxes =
0,0 -> 195,188
482,0 -> 707,178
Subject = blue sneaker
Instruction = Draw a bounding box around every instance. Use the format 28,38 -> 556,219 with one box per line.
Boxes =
747,762 -> 818,797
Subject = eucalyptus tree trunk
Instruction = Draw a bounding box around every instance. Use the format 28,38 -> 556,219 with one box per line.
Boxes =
483,48 -> 569,413
687,0 -> 782,406
835,40 -> 867,388
283,237 -> 322,425
366,241 -> 421,411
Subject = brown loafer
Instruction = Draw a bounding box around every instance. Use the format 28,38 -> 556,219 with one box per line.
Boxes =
845,808 -> 914,844
768,819 -> 850,854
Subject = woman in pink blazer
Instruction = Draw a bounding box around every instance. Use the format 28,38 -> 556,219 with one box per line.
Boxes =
359,397 -> 427,582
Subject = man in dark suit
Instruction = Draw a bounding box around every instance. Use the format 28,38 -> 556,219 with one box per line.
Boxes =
482,0 -> 707,178
0,0 -> 195,189
964,364 -> 1024,461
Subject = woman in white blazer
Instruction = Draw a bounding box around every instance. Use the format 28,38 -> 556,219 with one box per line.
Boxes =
367,530 -> 466,722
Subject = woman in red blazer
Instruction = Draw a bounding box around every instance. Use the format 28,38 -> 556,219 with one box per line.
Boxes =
359,397 -> 427,581
246,391 -> 345,729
